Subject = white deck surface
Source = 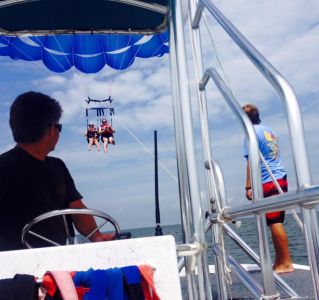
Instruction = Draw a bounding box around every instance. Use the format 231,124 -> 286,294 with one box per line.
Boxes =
179,263 -> 310,276
0,235 -> 182,300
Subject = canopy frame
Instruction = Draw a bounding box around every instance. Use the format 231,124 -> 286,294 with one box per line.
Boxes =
0,0 -> 169,35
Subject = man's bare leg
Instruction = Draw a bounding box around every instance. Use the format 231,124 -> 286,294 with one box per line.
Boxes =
103,137 -> 108,153
94,139 -> 100,151
270,223 -> 294,273
88,138 -> 93,151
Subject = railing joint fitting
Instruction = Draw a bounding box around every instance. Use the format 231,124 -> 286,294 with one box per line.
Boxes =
176,242 -> 201,257
260,292 -> 280,300
217,206 -> 232,224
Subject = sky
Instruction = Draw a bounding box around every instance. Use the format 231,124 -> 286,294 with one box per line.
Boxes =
0,0 -> 318,230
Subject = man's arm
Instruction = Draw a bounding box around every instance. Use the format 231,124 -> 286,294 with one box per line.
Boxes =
245,161 -> 253,200
69,200 -> 114,242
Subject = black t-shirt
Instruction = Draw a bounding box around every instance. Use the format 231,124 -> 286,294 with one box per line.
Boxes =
0,147 -> 82,250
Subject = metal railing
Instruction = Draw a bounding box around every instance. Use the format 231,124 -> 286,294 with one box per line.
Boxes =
170,0 -> 319,299
188,0 -> 319,298
213,244 -> 265,299
169,0 -> 212,299
199,67 -> 279,299
192,0 -> 319,299
205,160 -> 301,298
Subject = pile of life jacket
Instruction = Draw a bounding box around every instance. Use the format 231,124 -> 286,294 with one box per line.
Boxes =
0,265 -> 160,300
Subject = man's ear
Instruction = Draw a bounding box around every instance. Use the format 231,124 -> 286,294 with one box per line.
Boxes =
46,125 -> 54,138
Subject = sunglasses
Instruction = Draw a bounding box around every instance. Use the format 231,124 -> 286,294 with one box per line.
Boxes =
52,123 -> 62,132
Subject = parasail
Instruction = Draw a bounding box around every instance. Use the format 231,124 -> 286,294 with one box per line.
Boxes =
0,32 -> 169,73
0,0 -> 170,73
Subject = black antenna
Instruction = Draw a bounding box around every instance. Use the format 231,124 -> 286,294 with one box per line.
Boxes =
154,130 -> 163,236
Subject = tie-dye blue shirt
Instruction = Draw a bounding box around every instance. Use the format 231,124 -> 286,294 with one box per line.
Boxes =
244,124 -> 286,183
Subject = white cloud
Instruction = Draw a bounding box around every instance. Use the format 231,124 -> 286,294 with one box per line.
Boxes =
0,0 -> 318,229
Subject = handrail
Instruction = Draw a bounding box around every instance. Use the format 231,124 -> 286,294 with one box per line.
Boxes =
213,245 -> 265,299
194,0 -> 311,187
206,160 -> 299,297
205,160 -> 227,208
199,69 -> 262,207
212,186 -> 319,221
200,67 -> 308,298
222,223 -> 300,298
194,1 -> 319,297
259,151 -> 304,230
199,67 -> 276,297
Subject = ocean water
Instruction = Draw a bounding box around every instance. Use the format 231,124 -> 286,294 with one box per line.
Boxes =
128,213 -> 309,266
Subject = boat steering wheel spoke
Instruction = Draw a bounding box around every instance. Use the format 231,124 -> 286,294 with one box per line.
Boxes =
21,208 -> 120,249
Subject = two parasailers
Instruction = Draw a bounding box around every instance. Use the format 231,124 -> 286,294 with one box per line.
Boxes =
85,119 -> 115,153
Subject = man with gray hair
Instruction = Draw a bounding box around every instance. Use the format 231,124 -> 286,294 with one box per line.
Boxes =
0,91 -> 113,250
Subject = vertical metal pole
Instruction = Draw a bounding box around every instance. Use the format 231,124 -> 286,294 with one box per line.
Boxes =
188,0 -> 226,299
302,207 -> 319,296
168,4 -> 198,299
212,161 -> 227,208
170,0 -> 211,299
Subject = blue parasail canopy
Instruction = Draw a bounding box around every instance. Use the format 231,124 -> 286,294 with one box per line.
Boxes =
0,33 -> 169,73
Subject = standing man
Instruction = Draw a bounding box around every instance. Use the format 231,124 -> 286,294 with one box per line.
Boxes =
243,104 -> 294,273
0,91 -> 113,251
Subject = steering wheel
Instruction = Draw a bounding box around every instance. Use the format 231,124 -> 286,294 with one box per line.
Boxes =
21,208 -> 120,249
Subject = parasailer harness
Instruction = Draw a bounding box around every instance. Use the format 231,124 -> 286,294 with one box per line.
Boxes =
85,96 -> 115,128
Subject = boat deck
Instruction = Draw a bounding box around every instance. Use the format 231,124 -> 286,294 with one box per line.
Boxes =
181,267 -> 314,299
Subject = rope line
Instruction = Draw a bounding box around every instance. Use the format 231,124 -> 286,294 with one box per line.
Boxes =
52,34 -> 74,80
7,36 -> 57,78
203,13 -> 234,96
116,116 -> 178,183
